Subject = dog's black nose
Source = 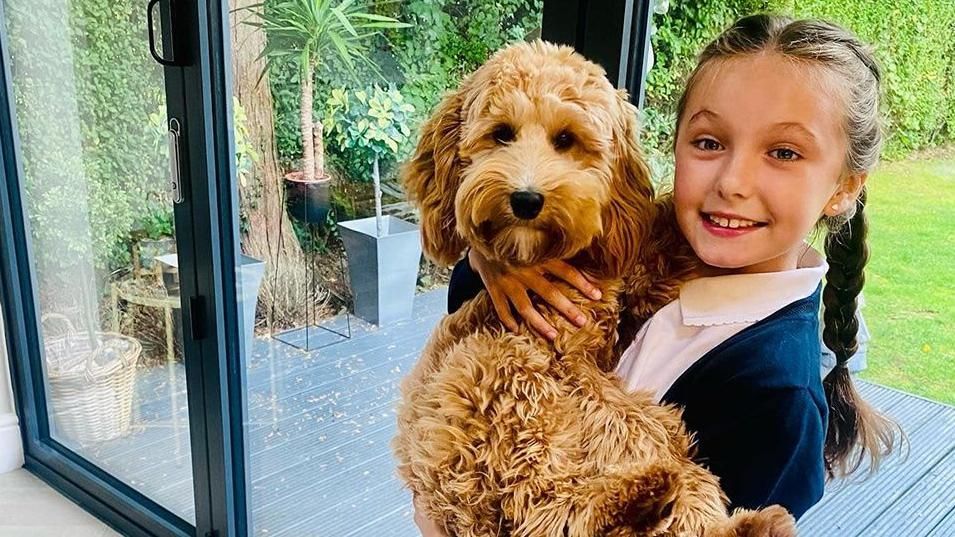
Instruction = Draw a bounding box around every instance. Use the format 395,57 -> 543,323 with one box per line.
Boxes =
510,190 -> 544,220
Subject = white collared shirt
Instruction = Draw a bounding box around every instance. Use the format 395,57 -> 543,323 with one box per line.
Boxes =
615,247 -> 828,403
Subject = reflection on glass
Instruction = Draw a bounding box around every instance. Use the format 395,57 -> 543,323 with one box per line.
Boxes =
5,0 -> 194,522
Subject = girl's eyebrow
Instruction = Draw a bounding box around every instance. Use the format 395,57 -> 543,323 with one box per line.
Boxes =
687,109 -> 720,125
772,122 -> 819,144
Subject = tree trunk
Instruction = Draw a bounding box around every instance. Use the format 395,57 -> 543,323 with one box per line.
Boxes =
313,120 -> 325,179
230,0 -> 319,329
373,155 -> 383,236
301,59 -> 315,182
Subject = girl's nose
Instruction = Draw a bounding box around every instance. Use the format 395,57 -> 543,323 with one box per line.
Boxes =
716,153 -> 758,199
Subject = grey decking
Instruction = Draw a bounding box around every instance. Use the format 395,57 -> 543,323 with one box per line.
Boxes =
799,382 -> 955,536
76,288 -> 954,536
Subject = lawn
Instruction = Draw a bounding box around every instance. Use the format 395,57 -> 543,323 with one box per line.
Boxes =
859,147 -> 955,405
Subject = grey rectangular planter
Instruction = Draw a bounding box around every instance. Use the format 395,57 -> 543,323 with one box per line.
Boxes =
156,253 -> 265,357
237,254 -> 265,355
338,215 -> 422,326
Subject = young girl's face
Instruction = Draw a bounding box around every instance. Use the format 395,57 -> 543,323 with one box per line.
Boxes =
673,52 -> 864,273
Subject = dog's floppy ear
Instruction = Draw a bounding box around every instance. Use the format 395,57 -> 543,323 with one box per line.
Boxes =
401,83 -> 471,266
598,91 -> 656,276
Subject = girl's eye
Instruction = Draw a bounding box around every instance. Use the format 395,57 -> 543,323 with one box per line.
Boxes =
770,148 -> 801,161
492,124 -> 516,144
692,138 -> 723,151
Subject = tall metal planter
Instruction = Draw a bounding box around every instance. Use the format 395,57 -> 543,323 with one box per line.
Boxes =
338,215 -> 421,325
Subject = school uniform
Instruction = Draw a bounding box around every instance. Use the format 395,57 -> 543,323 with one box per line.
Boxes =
446,249 -> 829,520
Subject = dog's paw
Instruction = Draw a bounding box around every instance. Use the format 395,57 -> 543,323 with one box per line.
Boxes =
727,505 -> 797,537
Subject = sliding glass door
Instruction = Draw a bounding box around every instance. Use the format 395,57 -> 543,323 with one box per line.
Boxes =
0,0 -> 240,535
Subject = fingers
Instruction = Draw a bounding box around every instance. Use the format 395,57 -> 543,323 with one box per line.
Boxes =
544,260 -> 602,300
511,289 -> 558,340
471,249 -> 596,339
521,271 -> 588,328
486,283 -> 519,333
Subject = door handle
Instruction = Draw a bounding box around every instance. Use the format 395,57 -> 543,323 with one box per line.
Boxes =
168,118 -> 184,204
148,0 -> 182,66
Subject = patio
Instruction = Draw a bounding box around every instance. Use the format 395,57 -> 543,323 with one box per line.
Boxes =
80,288 -> 955,536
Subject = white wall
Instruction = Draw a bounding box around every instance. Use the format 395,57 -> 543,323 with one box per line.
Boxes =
0,308 -> 24,473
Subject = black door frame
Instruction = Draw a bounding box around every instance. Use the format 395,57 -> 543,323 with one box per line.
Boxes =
0,1 -> 653,535
542,0 -> 654,107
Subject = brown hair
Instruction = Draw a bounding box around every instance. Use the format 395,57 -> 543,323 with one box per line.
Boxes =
675,14 -> 898,479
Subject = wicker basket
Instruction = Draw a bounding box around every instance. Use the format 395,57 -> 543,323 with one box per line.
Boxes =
41,313 -> 142,446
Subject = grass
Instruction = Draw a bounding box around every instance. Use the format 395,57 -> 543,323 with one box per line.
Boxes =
856,147 -> 955,405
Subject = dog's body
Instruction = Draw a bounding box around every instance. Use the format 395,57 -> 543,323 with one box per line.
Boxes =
393,41 -> 797,536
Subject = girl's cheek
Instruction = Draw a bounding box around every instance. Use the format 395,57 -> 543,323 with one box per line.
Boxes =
673,158 -> 704,206
672,174 -> 698,239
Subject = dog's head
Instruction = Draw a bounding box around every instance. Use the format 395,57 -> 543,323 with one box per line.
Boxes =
402,41 -> 654,277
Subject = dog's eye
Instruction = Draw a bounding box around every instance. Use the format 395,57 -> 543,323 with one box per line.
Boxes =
492,124 -> 516,144
553,130 -> 575,151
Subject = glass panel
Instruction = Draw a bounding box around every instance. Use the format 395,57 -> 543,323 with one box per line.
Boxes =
226,1 -> 543,534
4,0 -> 194,522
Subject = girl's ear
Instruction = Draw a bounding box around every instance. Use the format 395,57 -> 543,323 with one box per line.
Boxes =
825,172 -> 868,217
400,83 -> 471,266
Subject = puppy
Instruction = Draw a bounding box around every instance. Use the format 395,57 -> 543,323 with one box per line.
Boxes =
393,41 -> 796,537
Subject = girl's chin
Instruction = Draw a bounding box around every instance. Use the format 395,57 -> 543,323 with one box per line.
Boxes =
698,254 -> 751,270
692,239 -> 764,270
696,244 -> 797,274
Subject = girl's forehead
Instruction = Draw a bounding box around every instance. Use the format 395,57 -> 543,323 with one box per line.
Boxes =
686,53 -> 845,131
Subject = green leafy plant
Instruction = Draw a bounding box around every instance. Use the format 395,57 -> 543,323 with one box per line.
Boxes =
242,0 -> 410,182
141,206 -> 174,240
233,96 -> 261,233
324,84 -> 416,234
324,85 -> 416,180
389,0 -> 542,118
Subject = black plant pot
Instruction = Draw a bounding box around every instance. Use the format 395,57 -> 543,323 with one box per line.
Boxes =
284,171 -> 332,225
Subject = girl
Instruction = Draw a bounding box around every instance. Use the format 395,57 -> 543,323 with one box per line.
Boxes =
416,14 -> 897,534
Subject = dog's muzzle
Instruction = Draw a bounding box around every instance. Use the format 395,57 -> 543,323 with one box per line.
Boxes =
510,190 -> 545,220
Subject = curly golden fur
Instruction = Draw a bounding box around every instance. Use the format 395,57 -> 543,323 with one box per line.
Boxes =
394,41 -> 797,537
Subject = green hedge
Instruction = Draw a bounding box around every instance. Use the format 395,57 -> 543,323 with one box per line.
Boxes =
6,0 -> 165,273
645,0 -> 955,163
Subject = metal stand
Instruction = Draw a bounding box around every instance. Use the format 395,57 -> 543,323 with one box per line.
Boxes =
269,182 -> 352,352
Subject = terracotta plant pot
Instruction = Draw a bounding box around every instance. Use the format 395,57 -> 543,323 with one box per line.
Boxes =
284,171 -> 332,225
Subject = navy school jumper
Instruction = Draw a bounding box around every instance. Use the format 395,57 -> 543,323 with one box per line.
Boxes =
446,258 -> 828,519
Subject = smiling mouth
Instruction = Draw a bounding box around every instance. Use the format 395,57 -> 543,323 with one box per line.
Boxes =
701,212 -> 768,230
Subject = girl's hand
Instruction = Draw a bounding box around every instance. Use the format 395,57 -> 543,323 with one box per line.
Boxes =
413,495 -> 449,537
467,248 -> 603,340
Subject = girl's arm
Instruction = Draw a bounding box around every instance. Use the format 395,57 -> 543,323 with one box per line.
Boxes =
447,253 -> 486,315
413,495 -> 449,537
690,386 -> 826,519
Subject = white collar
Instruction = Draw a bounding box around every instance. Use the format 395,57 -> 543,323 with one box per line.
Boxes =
679,246 -> 827,327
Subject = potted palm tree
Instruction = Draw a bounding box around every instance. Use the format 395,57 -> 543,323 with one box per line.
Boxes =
326,85 -> 421,325
243,0 -> 409,225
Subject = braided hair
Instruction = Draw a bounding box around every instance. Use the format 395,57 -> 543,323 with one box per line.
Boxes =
821,190 -> 898,477
676,14 -> 899,479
